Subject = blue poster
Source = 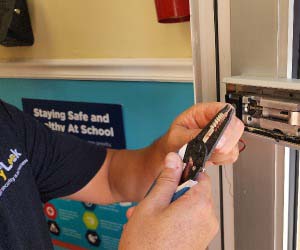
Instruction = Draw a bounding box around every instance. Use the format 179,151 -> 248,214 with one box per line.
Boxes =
22,98 -> 130,250
22,98 -> 126,149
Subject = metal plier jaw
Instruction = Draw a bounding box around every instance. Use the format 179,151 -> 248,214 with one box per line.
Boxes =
179,104 -> 235,185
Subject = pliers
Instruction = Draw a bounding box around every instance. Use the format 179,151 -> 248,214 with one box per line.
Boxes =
171,104 -> 234,202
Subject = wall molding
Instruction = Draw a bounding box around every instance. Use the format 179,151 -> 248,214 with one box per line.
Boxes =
0,58 -> 193,82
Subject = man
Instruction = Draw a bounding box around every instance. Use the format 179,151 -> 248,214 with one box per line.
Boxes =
0,100 -> 244,249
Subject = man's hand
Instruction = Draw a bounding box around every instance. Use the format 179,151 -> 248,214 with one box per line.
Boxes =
164,102 -> 244,166
119,153 -> 218,250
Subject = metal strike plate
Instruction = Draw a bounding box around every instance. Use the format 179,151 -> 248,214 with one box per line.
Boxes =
225,81 -> 300,147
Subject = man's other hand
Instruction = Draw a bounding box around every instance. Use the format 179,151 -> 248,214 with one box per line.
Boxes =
119,153 -> 219,250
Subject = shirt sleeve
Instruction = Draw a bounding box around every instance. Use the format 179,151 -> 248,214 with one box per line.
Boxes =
0,100 -> 107,203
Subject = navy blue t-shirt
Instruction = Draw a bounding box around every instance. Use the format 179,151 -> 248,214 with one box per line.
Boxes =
0,101 -> 107,249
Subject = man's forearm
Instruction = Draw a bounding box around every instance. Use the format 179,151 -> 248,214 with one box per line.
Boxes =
108,136 -> 168,202
65,135 -> 170,205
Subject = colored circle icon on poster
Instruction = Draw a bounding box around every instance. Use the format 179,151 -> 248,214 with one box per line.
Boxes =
44,203 -> 57,220
119,202 -> 133,207
86,230 -> 101,247
82,202 -> 96,210
82,211 -> 99,230
48,220 -> 60,236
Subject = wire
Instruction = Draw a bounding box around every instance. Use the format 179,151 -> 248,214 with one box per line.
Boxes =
224,165 -> 234,198
223,139 -> 246,198
239,138 -> 246,153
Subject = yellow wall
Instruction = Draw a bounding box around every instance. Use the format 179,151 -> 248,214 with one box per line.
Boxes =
0,0 -> 192,59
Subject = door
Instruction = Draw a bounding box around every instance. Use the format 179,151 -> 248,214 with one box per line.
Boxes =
190,0 -> 298,249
